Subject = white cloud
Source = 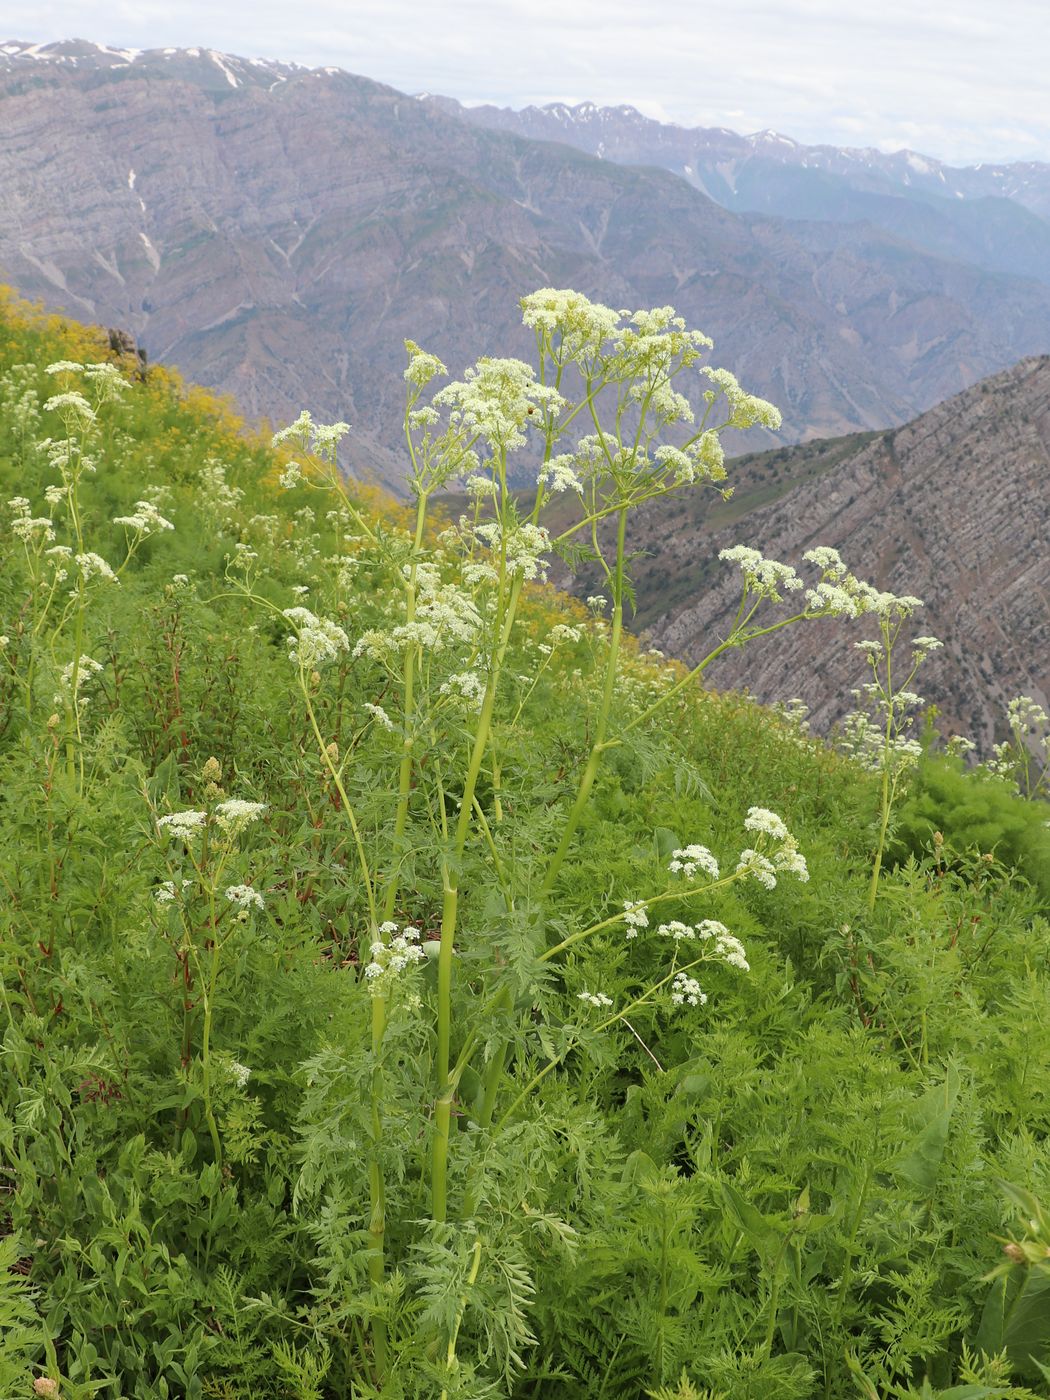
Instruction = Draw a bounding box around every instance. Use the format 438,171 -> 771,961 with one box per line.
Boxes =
6,0 -> 1049,164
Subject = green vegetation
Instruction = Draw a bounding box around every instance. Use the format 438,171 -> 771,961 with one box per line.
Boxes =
2,286 -> 1050,1400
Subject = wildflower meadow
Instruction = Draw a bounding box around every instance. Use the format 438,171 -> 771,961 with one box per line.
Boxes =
2,285 -> 1050,1399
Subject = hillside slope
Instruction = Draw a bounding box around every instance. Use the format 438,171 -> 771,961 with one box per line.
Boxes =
3,286 -> 1050,1400
581,357 -> 1050,745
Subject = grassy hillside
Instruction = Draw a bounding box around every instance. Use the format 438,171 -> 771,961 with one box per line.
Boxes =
2,286 -> 1050,1400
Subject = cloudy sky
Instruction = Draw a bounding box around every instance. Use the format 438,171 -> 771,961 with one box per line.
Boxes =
8,0 -> 1049,164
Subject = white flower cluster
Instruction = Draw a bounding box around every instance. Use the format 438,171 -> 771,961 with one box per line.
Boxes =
801,548 -> 924,619
355,563 -> 481,660
839,711 -> 923,775
198,461 -> 245,521
213,799 -> 267,834
622,900 -> 650,939
734,806 -> 809,889
43,391 -> 96,425
717,544 -> 927,621
225,883 -> 265,911
272,410 -> 351,464
655,920 -> 749,969
113,500 -> 175,536
1008,695 -> 1049,735
76,552 -> 119,585
283,607 -> 350,669
668,844 -> 720,880
743,807 -> 788,840
474,521 -> 551,581
578,989 -> 614,1009
54,655 -> 104,712
520,288 -> 623,355
548,624 -> 583,645
718,545 -> 804,603
537,454 -> 584,495
156,800 -> 265,843
614,306 -> 713,384
701,366 -> 782,431
11,505 -> 55,545
671,972 -> 707,1007
439,670 -> 487,708
652,433 -> 727,485
433,357 -> 565,454
154,878 -> 193,904
465,474 -> 496,500
945,735 -> 976,759
364,702 -> 394,731
229,1061 -> 252,1089
156,809 -> 208,841
43,546 -> 70,583
364,922 -> 427,995
403,339 -> 448,388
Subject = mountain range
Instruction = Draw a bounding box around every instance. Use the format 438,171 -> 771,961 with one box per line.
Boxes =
436,95 -> 1050,286
1,38 -> 1047,732
4,39 -> 1050,491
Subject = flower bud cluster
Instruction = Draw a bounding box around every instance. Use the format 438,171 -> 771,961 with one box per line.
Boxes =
364,922 -> 427,995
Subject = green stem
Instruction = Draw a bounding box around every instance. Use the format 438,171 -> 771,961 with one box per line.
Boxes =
383,490 -> 430,921
300,668 -> 387,1371
301,678 -> 377,928
432,867 -> 458,1224
430,554 -> 524,1220
440,1237 -> 483,1400
541,506 -> 628,894
867,621 -> 895,912
496,954 -> 710,1129
367,992 -> 389,1377
867,764 -> 892,913
200,884 -> 223,1168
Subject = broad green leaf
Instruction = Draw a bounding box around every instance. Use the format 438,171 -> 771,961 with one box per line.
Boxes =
892,1063 -> 960,1192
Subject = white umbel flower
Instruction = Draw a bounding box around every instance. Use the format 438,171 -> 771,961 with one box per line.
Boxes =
157,810 -> 207,841
668,844 -> 720,879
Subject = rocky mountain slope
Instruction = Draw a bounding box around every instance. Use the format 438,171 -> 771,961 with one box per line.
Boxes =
442,97 -> 1050,286
575,357 -> 1050,745
5,40 -> 1050,488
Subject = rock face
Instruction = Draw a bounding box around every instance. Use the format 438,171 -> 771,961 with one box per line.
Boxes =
5,41 -> 1050,489
618,358 -> 1050,746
